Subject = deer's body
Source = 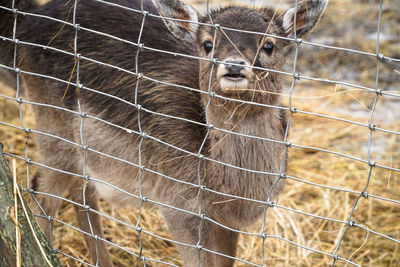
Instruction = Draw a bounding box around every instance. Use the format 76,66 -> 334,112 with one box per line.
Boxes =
0,0 -> 327,266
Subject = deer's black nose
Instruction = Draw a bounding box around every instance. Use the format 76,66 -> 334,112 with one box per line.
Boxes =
224,60 -> 246,74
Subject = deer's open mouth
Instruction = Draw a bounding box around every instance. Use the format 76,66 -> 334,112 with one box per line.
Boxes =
223,73 -> 246,81
217,60 -> 251,94
220,74 -> 249,94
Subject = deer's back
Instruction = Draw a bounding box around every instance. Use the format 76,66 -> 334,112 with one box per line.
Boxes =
17,0 -> 206,157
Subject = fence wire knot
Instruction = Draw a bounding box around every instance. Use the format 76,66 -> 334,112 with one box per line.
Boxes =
208,91 -> 216,98
295,38 -> 303,45
368,123 -> 376,131
261,232 -> 267,239
140,132 -> 148,139
368,161 -> 375,167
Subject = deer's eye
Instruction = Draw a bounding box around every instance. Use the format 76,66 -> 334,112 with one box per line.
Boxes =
203,40 -> 213,54
263,41 -> 274,56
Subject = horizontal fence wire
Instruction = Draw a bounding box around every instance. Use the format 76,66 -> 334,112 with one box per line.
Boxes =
0,0 -> 399,266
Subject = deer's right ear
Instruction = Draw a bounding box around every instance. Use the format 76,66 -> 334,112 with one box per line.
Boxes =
282,0 -> 328,38
152,0 -> 199,43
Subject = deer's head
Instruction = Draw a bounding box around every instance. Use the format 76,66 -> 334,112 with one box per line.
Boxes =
154,0 -> 328,106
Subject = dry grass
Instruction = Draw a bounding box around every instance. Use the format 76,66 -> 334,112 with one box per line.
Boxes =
1,0 -> 399,266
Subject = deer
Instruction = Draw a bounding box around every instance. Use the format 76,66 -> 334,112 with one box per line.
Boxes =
0,0 -> 328,266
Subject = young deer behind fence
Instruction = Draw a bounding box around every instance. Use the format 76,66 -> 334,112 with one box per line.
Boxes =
0,0 -> 327,266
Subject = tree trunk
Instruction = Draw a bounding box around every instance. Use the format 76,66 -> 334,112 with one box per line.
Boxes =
0,143 -> 61,267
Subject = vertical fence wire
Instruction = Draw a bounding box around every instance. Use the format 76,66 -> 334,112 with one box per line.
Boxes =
260,0 -> 300,264
330,1 -> 385,266
134,1 -> 147,264
194,1 -> 219,264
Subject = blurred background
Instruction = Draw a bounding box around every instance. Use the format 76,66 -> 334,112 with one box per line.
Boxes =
1,0 -> 399,266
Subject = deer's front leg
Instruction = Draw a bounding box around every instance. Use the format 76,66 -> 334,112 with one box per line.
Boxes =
162,208 -> 239,267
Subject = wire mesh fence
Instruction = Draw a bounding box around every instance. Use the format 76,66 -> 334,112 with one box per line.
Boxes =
0,0 -> 399,266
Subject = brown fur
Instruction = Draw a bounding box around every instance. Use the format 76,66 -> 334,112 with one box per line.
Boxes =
0,0 -> 327,266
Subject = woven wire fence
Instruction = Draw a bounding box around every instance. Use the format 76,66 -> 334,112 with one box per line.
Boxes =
0,0 -> 399,266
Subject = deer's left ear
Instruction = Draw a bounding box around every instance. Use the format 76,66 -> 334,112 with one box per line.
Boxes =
282,0 -> 328,38
152,0 -> 199,43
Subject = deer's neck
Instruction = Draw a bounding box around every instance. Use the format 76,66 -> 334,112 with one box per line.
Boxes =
204,104 -> 284,196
